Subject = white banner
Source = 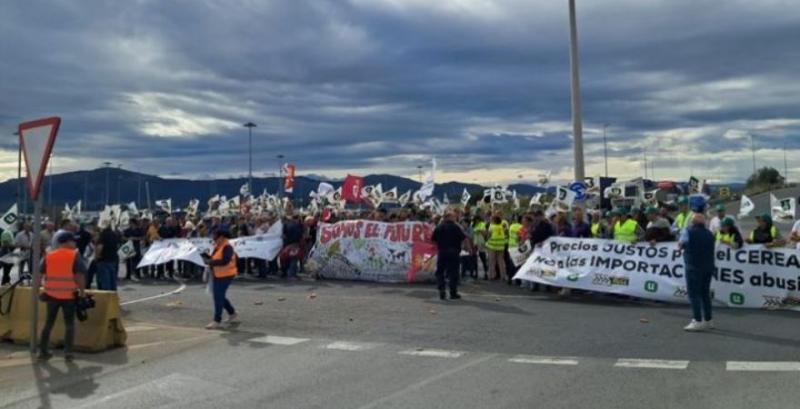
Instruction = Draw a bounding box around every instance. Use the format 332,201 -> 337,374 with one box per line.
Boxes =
514,237 -> 800,310
137,238 -> 207,268
138,229 -> 283,269
307,220 -> 435,282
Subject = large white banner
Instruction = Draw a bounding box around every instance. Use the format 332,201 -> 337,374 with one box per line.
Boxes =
513,237 -> 800,310
307,220 -> 435,282
138,229 -> 283,269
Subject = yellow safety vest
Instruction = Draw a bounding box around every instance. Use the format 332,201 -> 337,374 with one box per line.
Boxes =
614,219 -> 638,243
675,212 -> 690,229
716,231 -> 734,245
486,222 -> 508,251
749,226 -> 778,243
590,222 -> 601,238
508,223 -> 522,247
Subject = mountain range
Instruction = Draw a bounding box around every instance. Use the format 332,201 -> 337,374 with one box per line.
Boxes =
0,168 -> 550,213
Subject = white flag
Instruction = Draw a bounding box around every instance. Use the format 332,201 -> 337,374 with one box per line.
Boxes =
398,190 -> 412,206
556,186 -> 576,207
739,195 -> 755,217
0,204 -> 19,233
492,187 -> 508,204
118,211 -> 130,228
461,189 -> 471,206
538,171 -> 551,186
442,193 -> 450,206
529,193 -> 542,206
773,197 -> 796,222
419,158 -> 436,199
186,199 -> 200,216
512,191 -> 520,210
155,199 -> 172,213
317,182 -> 335,198
642,189 -> 659,204
127,201 -> 139,215
240,183 -> 250,197
383,187 -> 399,203
73,201 -> 82,217
117,240 -> 136,260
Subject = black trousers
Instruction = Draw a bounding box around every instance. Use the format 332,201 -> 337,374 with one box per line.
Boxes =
0,262 -> 12,285
40,298 -> 76,354
125,254 -> 142,279
436,251 -> 460,295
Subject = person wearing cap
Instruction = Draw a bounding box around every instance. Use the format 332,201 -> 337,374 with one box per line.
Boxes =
589,210 -> 603,238
678,213 -> 715,331
432,211 -> 466,300
716,217 -> 743,249
203,227 -> 239,329
708,204 -> 731,236
746,214 -> 785,248
38,231 -> 87,361
613,209 -> 641,243
94,218 -> 120,291
672,196 -> 692,234
644,207 -> 673,243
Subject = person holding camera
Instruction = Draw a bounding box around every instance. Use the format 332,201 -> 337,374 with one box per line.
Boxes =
39,231 -> 87,361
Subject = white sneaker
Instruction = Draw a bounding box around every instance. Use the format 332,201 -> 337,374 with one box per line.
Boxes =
225,313 -> 240,324
703,320 -> 714,330
683,320 -> 704,332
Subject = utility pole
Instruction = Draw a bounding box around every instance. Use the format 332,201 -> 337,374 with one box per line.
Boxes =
14,131 -> 21,213
568,0 -> 585,181
643,148 -> 648,180
750,134 -> 756,176
417,165 -> 423,185
243,122 -> 257,194
602,124 -> 609,177
783,137 -> 788,186
276,154 -> 285,199
117,164 -> 123,203
103,161 -> 112,205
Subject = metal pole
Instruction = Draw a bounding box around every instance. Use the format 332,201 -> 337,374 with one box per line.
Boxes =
83,176 -> 88,210
568,0 -> 585,181
137,175 -> 142,206
783,138 -> 788,185
104,162 -> 111,205
30,195 -> 42,353
145,180 -> 152,210
602,124 -> 608,178
643,148 -> 648,180
276,154 -> 284,199
248,127 -> 252,193
48,154 -> 53,207
15,132 -> 21,213
750,135 -> 756,175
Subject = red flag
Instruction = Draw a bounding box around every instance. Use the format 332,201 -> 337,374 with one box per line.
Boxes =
342,174 -> 365,203
283,163 -> 296,194
407,242 -> 437,283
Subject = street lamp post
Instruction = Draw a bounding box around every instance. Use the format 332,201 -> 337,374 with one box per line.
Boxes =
276,154 -> 285,198
750,135 -> 756,176
783,137 -> 788,186
417,165 -> 423,185
568,0 -> 585,181
103,161 -> 112,205
243,122 -> 257,194
602,124 -> 609,177
14,131 -> 22,213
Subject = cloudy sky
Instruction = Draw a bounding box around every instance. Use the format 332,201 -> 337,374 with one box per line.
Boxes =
2,0 -> 799,185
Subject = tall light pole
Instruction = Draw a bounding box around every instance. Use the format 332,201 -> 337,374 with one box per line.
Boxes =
568,0 -> 585,181
417,165 -> 423,185
116,164 -> 123,203
14,131 -> 21,213
243,122 -> 257,194
749,134 -> 756,176
642,147 -> 648,180
783,137 -> 788,186
602,124 -> 609,177
276,154 -> 284,198
103,161 -> 112,205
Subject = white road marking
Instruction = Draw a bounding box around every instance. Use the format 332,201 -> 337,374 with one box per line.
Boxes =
71,373 -> 234,409
324,341 -> 375,351
125,325 -> 158,332
398,349 -> 464,359
726,361 -> 800,372
509,355 -> 579,366
614,359 -> 689,370
250,335 -> 310,346
120,283 -> 186,306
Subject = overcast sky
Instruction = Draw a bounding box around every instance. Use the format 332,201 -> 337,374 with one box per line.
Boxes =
2,0 -> 799,184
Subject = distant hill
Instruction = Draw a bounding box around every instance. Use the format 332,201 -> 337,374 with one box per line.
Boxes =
0,168 -> 548,214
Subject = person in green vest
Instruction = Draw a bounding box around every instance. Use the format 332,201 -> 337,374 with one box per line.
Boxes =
485,212 -> 509,281
672,196 -> 692,235
715,217 -> 743,249
746,213 -> 785,248
471,215 -> 489,279
506,215 -> 524,284
613,208 -> 641,243
589,210 -> 604,238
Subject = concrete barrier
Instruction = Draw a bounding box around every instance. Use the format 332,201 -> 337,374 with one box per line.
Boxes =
0,286 -> 127,352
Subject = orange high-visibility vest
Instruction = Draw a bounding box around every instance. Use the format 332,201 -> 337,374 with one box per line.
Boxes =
43,248 -> 79,300
212,239 -> 238,279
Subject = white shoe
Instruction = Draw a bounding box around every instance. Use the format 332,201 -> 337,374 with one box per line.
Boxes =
683,320 -> 704,332
205,321 -> 224,330
703,320 -> 714,330
225,314 -> 240,324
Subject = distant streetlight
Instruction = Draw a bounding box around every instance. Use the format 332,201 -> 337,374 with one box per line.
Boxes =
276,154 -> 285,198
13,131 -> 22,213
602,124 -> 609,177
243,122 -> 257,194
117,164 -> 123,203
783,137 -> 788,185
103,161 -> 112,205
417,165 -> 423,184
749,134 -> 756,176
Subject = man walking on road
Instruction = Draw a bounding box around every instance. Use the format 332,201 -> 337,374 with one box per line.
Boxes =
679,213 -> 715,332
204,227 -> 239,329
432,211 -> 466,300
39,231 -> 87,361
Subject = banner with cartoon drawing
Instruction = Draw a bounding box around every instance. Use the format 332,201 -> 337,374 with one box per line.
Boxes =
307,220 -> 436,282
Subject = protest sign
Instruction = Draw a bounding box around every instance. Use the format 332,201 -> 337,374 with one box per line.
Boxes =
308,220 -> 435,282
514,237 -> 800,310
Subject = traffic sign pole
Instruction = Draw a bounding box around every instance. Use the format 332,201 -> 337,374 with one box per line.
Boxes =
29,196 -> 42,353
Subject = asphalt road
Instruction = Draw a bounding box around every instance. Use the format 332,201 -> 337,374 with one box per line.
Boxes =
2,275 -> 799,409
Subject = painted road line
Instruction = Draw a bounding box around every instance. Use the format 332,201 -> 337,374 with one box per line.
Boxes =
726,361 -> 800,372
250,335 -> 310,346
125,325 -> 158,332
509,355 -> 580,366
398,349 -> 464,359
120,283 -> 187,306
614,359 -> 689,370
324,341 -> 376,351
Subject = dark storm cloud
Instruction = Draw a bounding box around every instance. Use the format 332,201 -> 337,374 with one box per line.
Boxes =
1,0 -> 799,181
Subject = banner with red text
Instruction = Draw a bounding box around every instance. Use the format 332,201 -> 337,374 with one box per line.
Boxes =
307,220 -> 436,282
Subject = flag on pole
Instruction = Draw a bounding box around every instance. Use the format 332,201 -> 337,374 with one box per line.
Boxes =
556,186 -> 576,208
283,163 -> 296,194
342,175 -> 365,203
460,189 -> 471,206
239,183 -> 250,197
398,190 -> 412,206
127,201 -> 138,215
155,199 -> 172,213
0,204 -> 19,233
418,158 -> 436,200
117,240 -> 136,260
739,195 -> 755,217
773,197 -> 796,222
512,190 -> 520,210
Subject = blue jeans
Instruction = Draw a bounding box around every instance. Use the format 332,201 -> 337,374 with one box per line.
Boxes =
213,277 -> 236,323
686,269 -> 713,322
96,261 -> 119,291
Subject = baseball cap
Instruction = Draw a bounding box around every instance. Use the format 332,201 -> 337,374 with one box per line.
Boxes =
715,204 -> 725,212
756,213 -> 772,224
644,207 -> 658,215
721,217 -> 735,227
55,231 -> 77,245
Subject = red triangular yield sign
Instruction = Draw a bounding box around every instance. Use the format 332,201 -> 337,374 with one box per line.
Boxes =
18,117 -> 61,200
